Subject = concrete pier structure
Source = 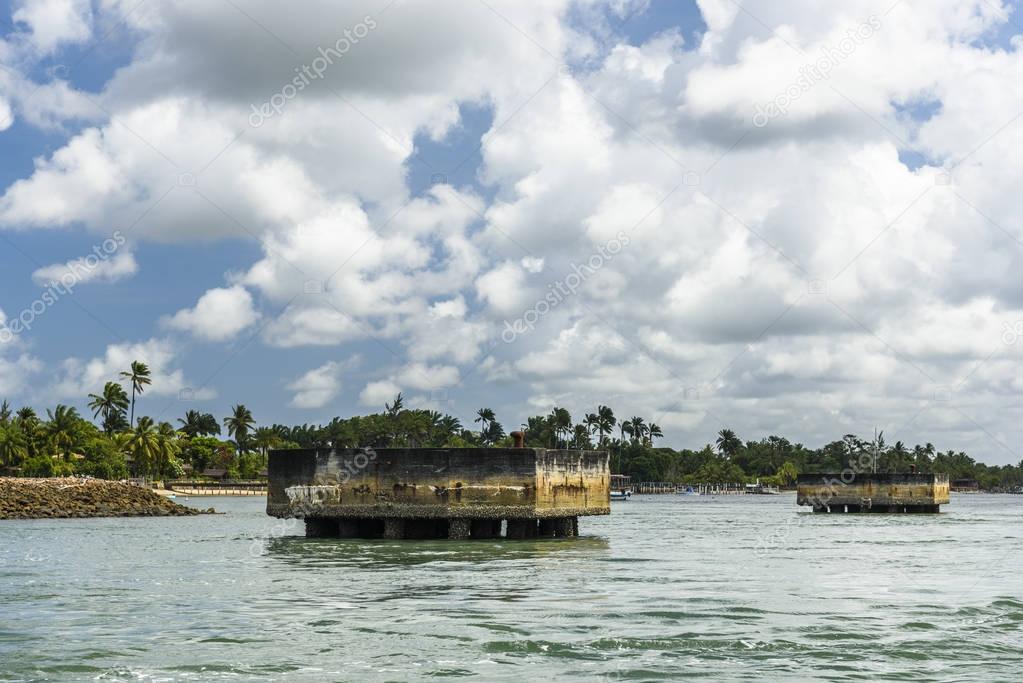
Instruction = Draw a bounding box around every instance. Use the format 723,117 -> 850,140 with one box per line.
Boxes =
266,447 -> 610,539
797,473 -> 950,513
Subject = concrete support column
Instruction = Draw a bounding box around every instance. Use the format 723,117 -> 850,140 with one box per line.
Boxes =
305,518 -> 338,537
384,519 -> 406,540
357,519 -> 385,538
337,519 -> 360,538
448,519 -> 471,540
471,519 -> 499,539
506,519 -> 537,539
552,517 -> 572,537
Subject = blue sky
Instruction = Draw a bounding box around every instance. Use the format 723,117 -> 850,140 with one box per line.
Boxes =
0,0 -> 709,431
2,0 -> 1023,463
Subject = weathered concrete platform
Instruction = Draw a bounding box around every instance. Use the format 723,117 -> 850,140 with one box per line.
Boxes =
266,447 -> 609,538
797,473 -> 950,513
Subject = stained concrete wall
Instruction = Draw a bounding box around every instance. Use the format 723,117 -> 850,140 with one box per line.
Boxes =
796,472 -> 950,509
266,448 -> 610,520
534,449 -> 609,515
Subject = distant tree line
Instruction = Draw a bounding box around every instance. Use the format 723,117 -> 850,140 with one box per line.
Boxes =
1,380 -> 1020,490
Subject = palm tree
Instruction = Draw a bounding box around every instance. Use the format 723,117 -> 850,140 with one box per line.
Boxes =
596,405 -> 616,446
0,422 -> 28,468
628,416 -> 647,444
128,416 -> 160,477
88,381 -> 130,434
386,393 -> 404,418
46,405 -> 80,461
584,413 -> 599,441
648,422 -> 663,445
224,404 -> 256,454
572,424 -> 590,449
550,407 -> 572,447
475,408 -> 496,441
0,400 -> 11,425
438,415 -> 462,444
484,420 -> 505,446
716,428 -> 741,457
14,408 -> 41,458
119,361 -> 152,427
620,419 -> 632,448
178,410 -> 221,438
154,422 -> 181,478
253,426 -> 281,464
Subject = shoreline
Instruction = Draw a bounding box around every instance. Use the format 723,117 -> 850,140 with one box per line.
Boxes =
155,488 -> 266,497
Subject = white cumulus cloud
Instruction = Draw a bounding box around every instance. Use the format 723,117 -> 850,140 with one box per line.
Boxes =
163,286 -> 261,342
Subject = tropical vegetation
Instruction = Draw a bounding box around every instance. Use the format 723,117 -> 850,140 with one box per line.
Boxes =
2,376 -> 1022,490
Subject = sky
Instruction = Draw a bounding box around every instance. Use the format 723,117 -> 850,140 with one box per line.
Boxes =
1,0 -> 1023,465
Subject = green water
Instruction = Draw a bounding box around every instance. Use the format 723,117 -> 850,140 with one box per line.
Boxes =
1,494 -> 1020,681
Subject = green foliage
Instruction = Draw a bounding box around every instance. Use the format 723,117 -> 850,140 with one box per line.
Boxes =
21,455 -> 75,477
78,436 -> 129,480
119,361 -> 152,427
236,452 -> 263,479
4,371 -> 1023,491
224,404 -> 256,453
182,436 -> 224,473
0,422 -> 29,469
178,410 -> 221,437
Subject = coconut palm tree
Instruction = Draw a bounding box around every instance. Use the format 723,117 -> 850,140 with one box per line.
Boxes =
584,413 -> 599,441
178,410 -> 220,438
648,422 -> 664,445
253,426 -> 281,464
595,405 -> 616,447
0,422 -> 28,468
154,422 -> 181,478
88,382 -> 130,434
46,405 -> 80,461
483,419 -> 505,446
0,400 -> 11,425
128,416 -> 160,477
620,419 -> 632,448
119,361 -> 152,427
475,408 -> 496,442
550,407 -> 572,447
438,415 -> 462,444
14,408 -> 42,458
628,416 -> 647,444
224,404 -> 256,454
386,393 -> 404,418
716,428 -> 741,457
572,424 -> 590,449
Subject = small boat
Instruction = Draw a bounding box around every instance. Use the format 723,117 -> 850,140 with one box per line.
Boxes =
678,486 -> 700,496
746,480 -> 781,495
610,474 -> 633,501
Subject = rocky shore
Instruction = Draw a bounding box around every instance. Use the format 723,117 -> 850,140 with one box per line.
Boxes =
0,478 -> 213,519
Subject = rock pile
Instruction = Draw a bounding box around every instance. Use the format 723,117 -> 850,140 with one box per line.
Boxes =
0,478 -> 212,519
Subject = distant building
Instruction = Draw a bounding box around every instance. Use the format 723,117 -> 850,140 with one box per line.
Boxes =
951,479 -> 979,492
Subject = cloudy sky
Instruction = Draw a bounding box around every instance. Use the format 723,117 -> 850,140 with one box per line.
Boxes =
1,0 -> 1022,464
